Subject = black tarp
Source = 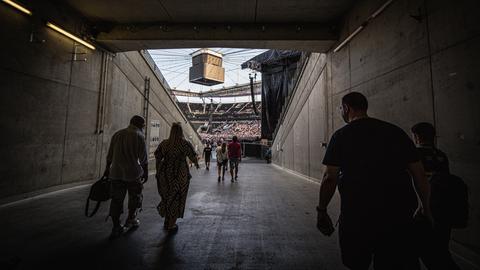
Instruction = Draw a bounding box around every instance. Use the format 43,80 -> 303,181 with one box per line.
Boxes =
242,50 -> 304,140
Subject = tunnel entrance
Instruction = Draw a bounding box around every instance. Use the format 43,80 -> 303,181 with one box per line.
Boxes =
1,0 -> 479,269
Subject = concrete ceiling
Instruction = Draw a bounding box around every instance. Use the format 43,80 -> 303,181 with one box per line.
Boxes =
64,0 -> 356,52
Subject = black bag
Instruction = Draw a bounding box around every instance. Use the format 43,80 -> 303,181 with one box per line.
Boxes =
85,176 -> 111,217
430,172 -> 469,228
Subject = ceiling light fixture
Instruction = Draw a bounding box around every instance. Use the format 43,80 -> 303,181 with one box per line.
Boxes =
46,22 -> 95,50
2,0 -> 32,15
333,0 -> 393,53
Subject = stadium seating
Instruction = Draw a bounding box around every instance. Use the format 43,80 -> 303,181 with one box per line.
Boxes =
177,101 -> 261,142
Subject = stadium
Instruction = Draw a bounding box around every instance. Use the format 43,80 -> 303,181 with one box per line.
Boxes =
173,82 -> 262,144
149,48 -> 302,159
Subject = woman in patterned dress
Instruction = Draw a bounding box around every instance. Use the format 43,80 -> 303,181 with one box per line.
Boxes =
155,122 -> 199,232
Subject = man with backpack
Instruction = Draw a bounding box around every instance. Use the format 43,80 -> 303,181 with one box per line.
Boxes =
411,122 -> 464,270
104,115 -> 149,238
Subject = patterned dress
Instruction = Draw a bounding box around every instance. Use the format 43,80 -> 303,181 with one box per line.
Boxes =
155,139 -> 198,219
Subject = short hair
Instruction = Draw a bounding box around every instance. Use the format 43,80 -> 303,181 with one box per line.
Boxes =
232,135 -> 238,142
342,92 -> 368,111
411,122 -> 435,142
130,115 -> 145,127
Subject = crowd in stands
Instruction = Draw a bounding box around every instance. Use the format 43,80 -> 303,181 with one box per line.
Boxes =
178,102 -> 261,117
199,120 -> 261,142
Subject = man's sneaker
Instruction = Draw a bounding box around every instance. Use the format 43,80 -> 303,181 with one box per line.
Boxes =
235,176 -> 238,181
218,176 -> 221,182
124,218 -> 140,229
110,225 -> 126,238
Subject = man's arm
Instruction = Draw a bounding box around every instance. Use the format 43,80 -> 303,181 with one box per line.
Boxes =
316,165 -> 339,236
104,135 -> 115,177
318,165 -> 339,210
407,161 -> 432,220
138,135 -> 149,183
238,144 -> 242,161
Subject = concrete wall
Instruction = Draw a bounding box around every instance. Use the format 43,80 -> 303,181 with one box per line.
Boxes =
272,0 -> 480,267
0,3 -> 202,203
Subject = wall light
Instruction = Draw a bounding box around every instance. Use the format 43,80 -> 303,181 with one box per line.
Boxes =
333,0 -> 394,53
2,0 -> 32,15
46,22 -> 95,50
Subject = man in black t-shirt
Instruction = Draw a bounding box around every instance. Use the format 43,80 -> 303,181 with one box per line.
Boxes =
316,92 -> 432,269
203,144 -> 212,170
411,122 -> 460,270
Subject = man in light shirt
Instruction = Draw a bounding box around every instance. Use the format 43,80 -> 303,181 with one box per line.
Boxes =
104,115 -> 148,238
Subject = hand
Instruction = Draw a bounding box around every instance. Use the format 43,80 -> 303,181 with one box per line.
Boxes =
317,210 -> 335,236
414,205 -> 433,225
141,173 -> 149,184
103,169 -> 110,178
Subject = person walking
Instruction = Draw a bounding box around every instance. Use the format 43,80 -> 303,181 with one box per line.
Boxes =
316,92 -> 431,270
228,136 -> 242,182
104,115 -> 148,238
216,142 -> 229,182
411,122 -> 461,270
155,122 -> 199,233
203,143 -> 212,170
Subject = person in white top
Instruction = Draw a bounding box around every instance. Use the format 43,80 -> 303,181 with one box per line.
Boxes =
104,115 -> 148,238
216,142 -> 229,182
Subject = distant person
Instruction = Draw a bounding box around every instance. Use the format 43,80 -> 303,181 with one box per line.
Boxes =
104,115 -> 148,238
203,144 -> 212,170
155,123 -> 199,233
228,136 -> 242,182
316,92 -> 431,269
411,122 -> 461,270
211,142 -> 217,160
216,142 -> 229,182
265,148 -> 272,163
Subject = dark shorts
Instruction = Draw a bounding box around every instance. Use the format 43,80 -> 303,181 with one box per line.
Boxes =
109,179 -> 143,217
229,158 -> 239,168
205,157 -> 211,162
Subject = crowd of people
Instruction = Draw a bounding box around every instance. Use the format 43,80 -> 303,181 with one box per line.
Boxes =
199,120 -> 260,142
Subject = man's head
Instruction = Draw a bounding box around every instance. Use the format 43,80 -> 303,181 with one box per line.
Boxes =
130,115 -> 146,130
232,135 -> 238,142
411,122 -> 435,145
341,92 -> 368,123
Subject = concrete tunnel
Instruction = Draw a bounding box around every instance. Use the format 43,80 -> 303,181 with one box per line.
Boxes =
0,0 -> 479,269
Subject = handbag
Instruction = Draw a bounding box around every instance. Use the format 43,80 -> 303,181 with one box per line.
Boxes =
85,176 -> 111,217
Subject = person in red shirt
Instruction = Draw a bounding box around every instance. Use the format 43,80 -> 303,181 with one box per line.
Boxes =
227,136 -> 242,182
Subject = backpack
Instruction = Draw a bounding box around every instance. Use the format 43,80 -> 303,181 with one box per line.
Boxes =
430,172 -> 469,228
85,176 -> 111,217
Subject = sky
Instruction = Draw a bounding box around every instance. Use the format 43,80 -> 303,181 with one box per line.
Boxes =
148,48 -> 266,103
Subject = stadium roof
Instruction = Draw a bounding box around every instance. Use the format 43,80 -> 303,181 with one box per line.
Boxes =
171,82 -> 261,98
148,48 -> 267,93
